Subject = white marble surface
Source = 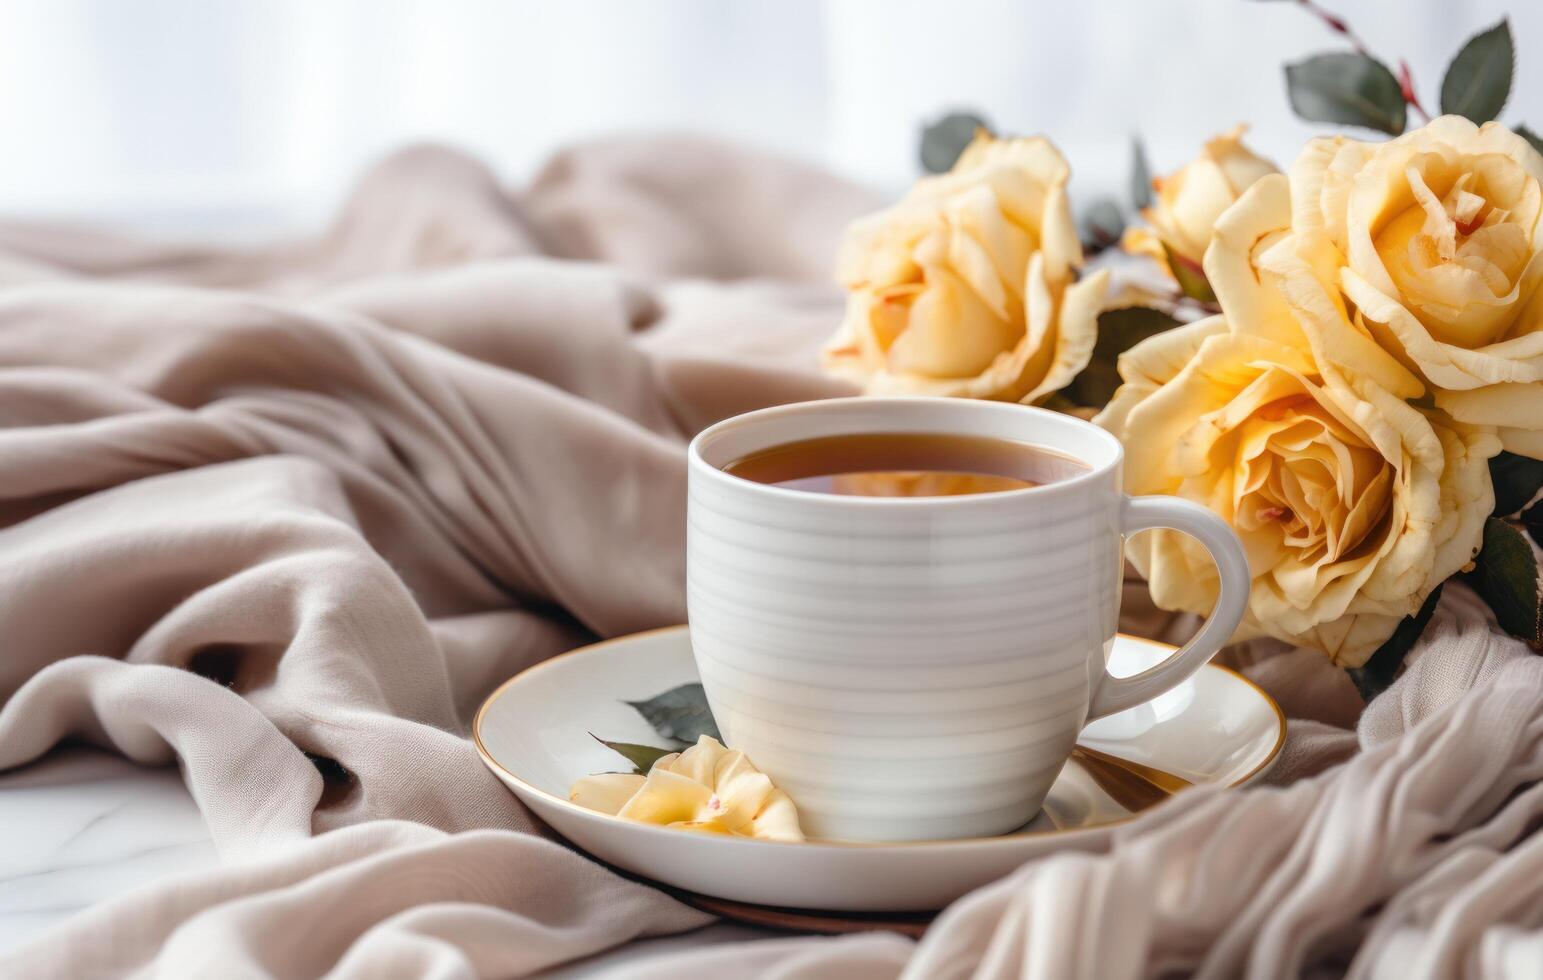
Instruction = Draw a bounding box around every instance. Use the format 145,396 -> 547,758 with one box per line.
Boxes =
0,748 -> 776,970
0,749 -> 217,955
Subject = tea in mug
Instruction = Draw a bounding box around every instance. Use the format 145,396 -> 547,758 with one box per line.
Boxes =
721,432 -> 1089,497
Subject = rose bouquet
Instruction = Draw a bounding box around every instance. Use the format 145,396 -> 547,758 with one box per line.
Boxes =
827,10 -> 1543,695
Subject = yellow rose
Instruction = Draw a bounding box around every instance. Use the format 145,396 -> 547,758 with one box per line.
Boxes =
1208,173 -> 1423,397
1123,125 -> 1278,277
824,131 -> 1109,402
570,735 -> 803,841
1095,317 -> 1499,666
1279,116 -> 1543,459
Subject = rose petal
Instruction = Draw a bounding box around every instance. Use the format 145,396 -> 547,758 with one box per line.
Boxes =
569,773 -> 646,815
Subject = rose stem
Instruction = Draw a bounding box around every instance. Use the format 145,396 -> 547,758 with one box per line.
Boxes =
1292,0 -> 1430,127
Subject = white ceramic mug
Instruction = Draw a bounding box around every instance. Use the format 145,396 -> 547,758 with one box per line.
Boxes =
686,397 -> 1250,841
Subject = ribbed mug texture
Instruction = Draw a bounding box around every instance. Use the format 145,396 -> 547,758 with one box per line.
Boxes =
688,398 -> 1125,841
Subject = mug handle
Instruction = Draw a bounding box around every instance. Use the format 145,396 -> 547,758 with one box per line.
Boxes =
1085,495 -> 1251,721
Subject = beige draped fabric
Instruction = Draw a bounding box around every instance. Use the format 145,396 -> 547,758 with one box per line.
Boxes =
0,138 -> 1539,979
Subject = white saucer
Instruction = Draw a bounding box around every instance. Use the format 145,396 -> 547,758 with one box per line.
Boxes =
474,626 -> 1283,912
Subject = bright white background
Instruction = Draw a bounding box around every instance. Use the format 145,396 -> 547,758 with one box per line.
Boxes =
0,0 -> 1537,235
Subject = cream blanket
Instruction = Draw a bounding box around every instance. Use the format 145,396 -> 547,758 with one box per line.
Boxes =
0,140 -> 1539,979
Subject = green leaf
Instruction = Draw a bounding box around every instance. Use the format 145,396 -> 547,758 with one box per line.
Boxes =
1162,242 -> 1216,302
1440,19 -> 1514,124
1130,138 -> 1153,210
1062,307 -> 1184,408
1285,52 -> 1407,135
624,683 -> 722,743
592,735 -> 676,775
1346,584 -> 1444,702
1079,198 -> 1125,251
1515,124 -> 1543,159
1466,517 -> 1542,646
1489,451 -> 1543,516
1521,498 -> 1543,550
919,111 -> 990,174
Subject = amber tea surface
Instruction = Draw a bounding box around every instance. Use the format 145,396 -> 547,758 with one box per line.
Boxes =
721,432 -> 1089,497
